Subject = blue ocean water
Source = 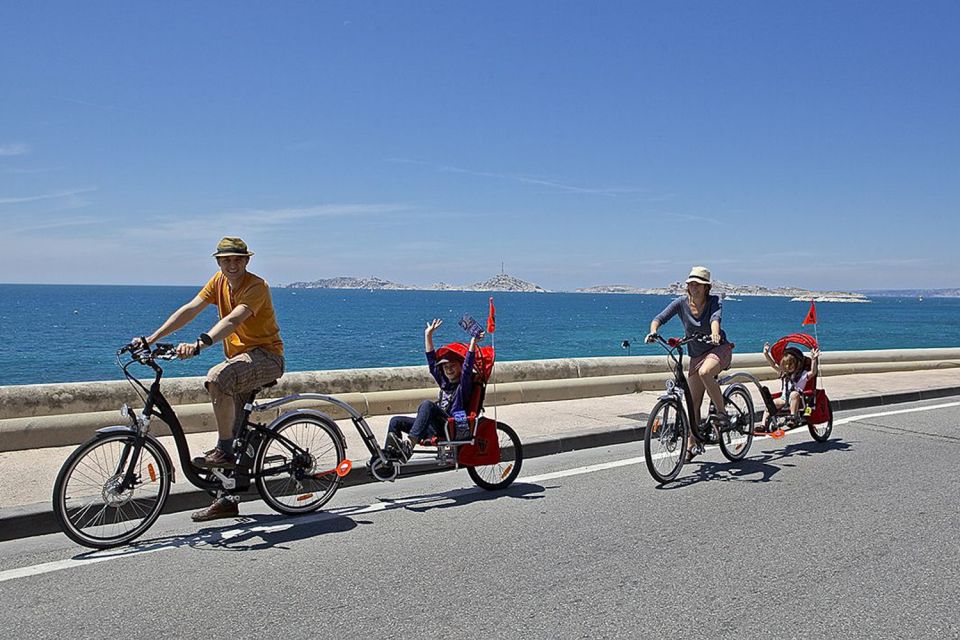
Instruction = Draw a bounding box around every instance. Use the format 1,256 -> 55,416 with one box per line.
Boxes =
1,284 -> 958,386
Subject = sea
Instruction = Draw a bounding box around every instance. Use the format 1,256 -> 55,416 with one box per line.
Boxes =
1,284 -> 958,386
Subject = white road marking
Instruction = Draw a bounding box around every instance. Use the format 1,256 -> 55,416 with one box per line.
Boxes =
2,400 -> 958,584
832,401 -> 960,426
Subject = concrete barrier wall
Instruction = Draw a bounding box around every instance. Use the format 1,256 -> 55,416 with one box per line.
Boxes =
1,348 -> 959,452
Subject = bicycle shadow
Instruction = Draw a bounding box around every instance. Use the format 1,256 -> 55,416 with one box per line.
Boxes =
70,510 -> 360,559
658,438 -> 854,490
359,481 -> 547,515
70,483 -> 547,558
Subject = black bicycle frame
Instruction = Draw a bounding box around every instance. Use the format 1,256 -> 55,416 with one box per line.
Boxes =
121,358 -> 315,494
666,344 -> 705,443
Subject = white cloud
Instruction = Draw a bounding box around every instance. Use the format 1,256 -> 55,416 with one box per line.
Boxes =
0,143 -> 30,157
388,158 -> 654,199
140,202 -> 412,240
0,187 -> 97,206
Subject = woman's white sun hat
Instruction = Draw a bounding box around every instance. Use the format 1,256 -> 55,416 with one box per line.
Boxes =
685,266 -> 711,285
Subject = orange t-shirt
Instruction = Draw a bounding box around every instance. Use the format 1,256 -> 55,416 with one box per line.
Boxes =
199,271 -> 284,358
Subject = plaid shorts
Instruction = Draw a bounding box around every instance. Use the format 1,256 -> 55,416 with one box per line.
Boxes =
206,348 -> 285,396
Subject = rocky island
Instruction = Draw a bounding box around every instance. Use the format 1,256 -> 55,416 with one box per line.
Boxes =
286,276 -> 413,290
579,279 -> 870,302
284,273 -> 547,293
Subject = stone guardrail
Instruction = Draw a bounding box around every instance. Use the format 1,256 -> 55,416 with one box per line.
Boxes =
1,348 -> 958,452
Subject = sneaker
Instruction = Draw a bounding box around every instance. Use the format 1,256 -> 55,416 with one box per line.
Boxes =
193,447 -> 236,469
384,433 -> 406,461
191,497 -> 239,522
398,439 -> 414,463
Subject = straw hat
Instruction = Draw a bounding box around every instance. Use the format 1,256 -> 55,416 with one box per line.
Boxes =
685,266 -> 711,285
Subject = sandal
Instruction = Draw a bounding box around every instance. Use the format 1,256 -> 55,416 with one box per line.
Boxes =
685,443 -> 704,462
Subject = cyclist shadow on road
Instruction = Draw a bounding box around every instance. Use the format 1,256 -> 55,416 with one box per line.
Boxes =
658,438 -> 854,490
71,511 -> 359,559
72,484 -> 548,559
338,481 -> 548,516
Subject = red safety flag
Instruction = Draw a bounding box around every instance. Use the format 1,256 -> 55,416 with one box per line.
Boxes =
486,297 -> 496,334
802,300 -> 817,326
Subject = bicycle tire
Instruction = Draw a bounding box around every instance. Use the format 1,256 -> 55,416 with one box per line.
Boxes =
53,432 -> 171,549
254,413 -> 345,515
467,422 -> 524,490
808,402 -> 834,442
719,384 -> 754,461
644,398 -> 688,483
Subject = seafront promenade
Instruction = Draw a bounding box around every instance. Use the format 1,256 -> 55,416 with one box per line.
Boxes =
2,349 -> 960,541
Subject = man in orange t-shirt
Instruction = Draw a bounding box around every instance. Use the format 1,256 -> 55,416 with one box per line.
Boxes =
133,236 -> 284,521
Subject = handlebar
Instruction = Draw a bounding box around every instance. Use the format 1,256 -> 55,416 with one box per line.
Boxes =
118,341 -> 178,362
646,333 -> 715,351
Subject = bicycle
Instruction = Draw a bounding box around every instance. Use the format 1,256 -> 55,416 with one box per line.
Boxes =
53,341 -> 522,549
642,334 -> 756,483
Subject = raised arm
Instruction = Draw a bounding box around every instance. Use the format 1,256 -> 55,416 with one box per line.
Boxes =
424,318 -> 442,352
762,342 -> 781,373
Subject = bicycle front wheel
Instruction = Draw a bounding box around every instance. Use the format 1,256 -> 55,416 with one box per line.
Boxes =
53,433 -> 171,549
719,384 -> 755,461
644,398 -> 688,483
467,422 -> 523,490
255,414 -> 345,515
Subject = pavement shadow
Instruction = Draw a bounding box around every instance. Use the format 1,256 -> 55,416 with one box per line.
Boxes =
362,482 -> 547,515
70,511 -> 359,558
68,483 -> 546,559
658,438 -> 854,490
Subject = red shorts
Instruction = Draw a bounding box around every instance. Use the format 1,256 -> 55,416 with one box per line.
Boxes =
688,342 -> 734,377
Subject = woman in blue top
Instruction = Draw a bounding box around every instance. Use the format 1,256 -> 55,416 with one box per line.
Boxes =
645,266 -> 735,452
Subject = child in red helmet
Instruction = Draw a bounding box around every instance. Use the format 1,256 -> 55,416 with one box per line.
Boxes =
763,342 -> 821,421
386,318 -> 483,461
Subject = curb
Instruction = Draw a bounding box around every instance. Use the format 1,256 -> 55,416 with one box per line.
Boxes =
3,387 -> 959,544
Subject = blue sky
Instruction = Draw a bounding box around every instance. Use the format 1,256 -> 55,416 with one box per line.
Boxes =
2,1 -> 958,290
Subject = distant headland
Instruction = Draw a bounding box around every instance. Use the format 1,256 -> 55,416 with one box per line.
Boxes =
285,273 -> 547,293
282,274 -> 880,301
579,280 -> 871,302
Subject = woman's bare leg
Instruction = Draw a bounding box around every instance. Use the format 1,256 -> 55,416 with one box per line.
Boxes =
698,357 -> 726,416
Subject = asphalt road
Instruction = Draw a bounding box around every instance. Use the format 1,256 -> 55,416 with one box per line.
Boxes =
1,399 -> 958,639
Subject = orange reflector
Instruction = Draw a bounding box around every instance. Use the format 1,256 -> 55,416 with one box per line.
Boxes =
500,463 -> 514,480
770,429 -> 786,439
296,493 -> 314,502
336,459 -> 353,477
651,418 -> 661,433
147,463 -> 157,483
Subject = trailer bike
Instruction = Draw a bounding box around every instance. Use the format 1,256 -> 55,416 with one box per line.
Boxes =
53,341 -> 522,549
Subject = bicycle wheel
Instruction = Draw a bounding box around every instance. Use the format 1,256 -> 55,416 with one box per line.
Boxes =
255,413 -> 345,515
809,402 -> 834,442
719,384 -> 754,461
53,433 -> 171,549
467,422 -> 523,490
644,398 -> 688,483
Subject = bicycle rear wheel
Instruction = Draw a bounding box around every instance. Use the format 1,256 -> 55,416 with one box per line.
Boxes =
53,433 -> 171,548
255,413 -> 345,515
644,398 -> 688,483
809,403 -> 834,442
719,384 -> 754,461
467,422 -> 523,490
